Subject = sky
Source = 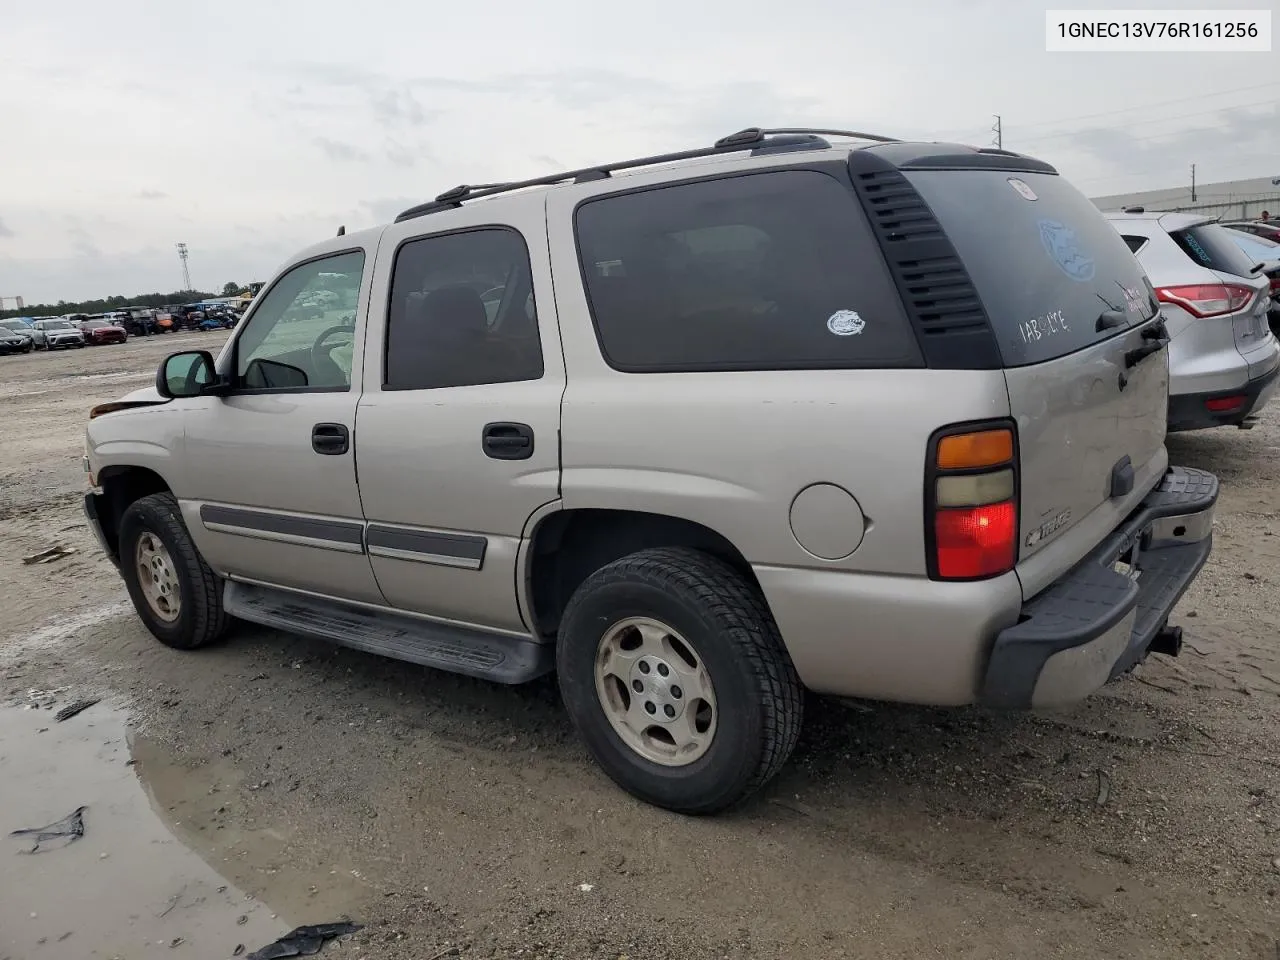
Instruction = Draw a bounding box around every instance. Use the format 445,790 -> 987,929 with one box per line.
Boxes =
1,0 -> 1277,304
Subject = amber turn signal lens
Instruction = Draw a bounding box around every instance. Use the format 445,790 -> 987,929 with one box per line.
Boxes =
936,429 -> 1014,470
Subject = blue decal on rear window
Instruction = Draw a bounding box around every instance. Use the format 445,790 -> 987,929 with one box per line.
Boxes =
1182,233 -> 1211,264
1038,219 -> 1096,282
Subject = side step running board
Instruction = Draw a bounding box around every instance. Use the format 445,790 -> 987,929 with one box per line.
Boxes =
223,581 -> 553,684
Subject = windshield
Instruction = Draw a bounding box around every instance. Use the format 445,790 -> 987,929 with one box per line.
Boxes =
0,320 -> 28,331
43,321 -> 73,330
904,169 -> 1158,367
82,320 -> 107,328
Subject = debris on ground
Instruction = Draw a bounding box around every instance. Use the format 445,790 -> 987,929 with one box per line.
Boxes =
21,544 -> 77,565
10,806 -> 87,853
244,922 -> 363,959
1095,770 -> 1111,806
54,698 -> 100,722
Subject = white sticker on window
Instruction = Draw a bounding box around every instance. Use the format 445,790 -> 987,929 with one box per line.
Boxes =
827,310 -> 865,336
1008,177 -> 1038,201
1019,308 -> 1070,344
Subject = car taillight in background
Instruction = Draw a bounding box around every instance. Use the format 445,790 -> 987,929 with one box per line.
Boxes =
1155,283 -> 1256,318
926,422 -> 1019,581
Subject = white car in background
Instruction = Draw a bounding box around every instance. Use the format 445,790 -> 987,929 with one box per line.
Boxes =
30,318 -> 87,350
1106,210 -> 1279,431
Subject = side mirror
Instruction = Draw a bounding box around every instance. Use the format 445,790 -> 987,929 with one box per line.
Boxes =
156,350 -> 218,399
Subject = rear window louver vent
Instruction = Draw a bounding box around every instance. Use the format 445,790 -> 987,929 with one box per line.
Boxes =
848,160 -> 1001,370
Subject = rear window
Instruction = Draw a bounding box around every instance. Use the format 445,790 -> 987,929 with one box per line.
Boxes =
574,169 -> 923,372
1170,223 -> 1261,278
904,170 -> 1157,367
1220,229 -> 1280,266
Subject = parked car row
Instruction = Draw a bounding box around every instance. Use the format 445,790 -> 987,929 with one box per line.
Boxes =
0,303 -> 242,359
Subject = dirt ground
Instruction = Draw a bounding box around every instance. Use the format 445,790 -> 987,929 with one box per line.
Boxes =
1,334 -> 1277,960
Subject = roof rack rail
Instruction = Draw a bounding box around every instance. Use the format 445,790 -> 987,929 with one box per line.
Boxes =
393,125 -> 900,223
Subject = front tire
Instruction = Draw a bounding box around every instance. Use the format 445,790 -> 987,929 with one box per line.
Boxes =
118,492 -> 229,650
557,547 -> 803,814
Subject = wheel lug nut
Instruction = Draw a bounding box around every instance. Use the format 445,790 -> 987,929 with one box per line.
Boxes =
644,701 -> 656,715
638,661 -> 650,674
632,679 -> 643,693
657,662 -> 669,677
663,704 -> 676,718
670,685 -> 682,699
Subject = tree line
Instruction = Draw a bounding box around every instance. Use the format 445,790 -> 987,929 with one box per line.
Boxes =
1,282 -> 253,320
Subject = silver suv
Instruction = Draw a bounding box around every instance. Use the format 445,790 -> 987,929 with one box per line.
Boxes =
32,318 -> 86,350
83,128 -> 1218,813
1105,211 -> 1279,430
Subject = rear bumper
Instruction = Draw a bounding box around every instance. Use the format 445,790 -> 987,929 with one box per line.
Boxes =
1168,363 -> 1279,431
979,466 -> 1217,710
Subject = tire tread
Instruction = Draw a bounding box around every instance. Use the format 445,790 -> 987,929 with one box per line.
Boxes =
121,492 -> 228,649
560,546 -> 803,811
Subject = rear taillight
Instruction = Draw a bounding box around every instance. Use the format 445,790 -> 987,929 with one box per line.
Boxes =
1205,395 -> 1247,414
1156,283 -> 1255,318
927,422 -> 1018,581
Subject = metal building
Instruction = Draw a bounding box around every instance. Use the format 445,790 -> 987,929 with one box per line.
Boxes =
1091,174 -> 1280,220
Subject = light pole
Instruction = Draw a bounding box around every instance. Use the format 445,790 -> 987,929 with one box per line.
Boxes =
176,242 -> 191,291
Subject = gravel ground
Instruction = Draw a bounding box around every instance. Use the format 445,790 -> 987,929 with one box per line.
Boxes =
1,335 -> 1277,960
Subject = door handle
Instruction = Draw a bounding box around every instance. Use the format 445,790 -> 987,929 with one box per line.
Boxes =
312,422 -> 350,456
482,422 -> 534,460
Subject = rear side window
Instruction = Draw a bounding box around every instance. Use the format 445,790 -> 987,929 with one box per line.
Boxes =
574,169 -> 923,372
1171,223 -> 1268,278
1121,235 -> 1148,254
384,228 -> 544,391
905,170 -> 1158,367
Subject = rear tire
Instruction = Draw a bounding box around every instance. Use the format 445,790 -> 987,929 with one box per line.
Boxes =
118,492 -> 229,650
557,547 -> 803,814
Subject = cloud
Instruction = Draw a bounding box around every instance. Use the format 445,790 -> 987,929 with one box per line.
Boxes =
359,197 -> 421,224
1059,102 -> 1280,194
371,88 -> 433,128
0,216 -> 12,238
313,136 -> 370,163
4,2 -> 1278,302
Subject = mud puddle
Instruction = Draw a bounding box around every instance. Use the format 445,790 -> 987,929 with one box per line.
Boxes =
0,702 -> 287,960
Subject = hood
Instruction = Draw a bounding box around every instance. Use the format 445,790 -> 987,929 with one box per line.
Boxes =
119,385 -> 165,403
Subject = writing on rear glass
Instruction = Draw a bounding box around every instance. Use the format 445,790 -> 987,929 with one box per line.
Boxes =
1019,309 -> 1070,343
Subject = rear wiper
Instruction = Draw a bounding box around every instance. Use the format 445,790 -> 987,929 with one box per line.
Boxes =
1096,309 -> 1127,331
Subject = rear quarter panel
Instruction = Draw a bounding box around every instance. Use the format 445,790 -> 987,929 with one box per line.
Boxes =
553,333 -> 1012,575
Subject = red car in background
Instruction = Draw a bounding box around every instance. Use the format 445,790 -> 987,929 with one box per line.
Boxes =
78,318 -> 128,345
